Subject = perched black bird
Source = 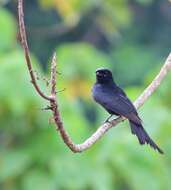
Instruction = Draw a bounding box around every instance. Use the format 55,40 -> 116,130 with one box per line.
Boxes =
92,68 -> 163,154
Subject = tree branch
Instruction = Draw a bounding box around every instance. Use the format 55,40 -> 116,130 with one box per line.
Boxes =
18,0 -> 171,153
134,54 -> 171,108
50,53 -> 57,96
18,0 -> 53,101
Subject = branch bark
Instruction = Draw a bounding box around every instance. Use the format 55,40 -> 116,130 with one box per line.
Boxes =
18,0 -> 171,153
18,0 -> 53,101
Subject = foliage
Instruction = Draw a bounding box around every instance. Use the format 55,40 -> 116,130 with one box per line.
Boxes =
0,7 -> 17,52
0,2 -> 171,190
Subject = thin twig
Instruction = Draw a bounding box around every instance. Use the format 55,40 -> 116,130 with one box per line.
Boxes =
18,0 -> 171,153
50,53 -> 57,96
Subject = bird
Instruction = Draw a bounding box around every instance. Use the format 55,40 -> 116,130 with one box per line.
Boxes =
92,68 -> 164,154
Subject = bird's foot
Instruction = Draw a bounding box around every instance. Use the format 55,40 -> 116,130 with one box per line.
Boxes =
104,114 -> 113,124
105,120 -> 112,125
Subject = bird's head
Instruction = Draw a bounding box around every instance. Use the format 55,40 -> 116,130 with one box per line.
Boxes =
95,68 -> 114,84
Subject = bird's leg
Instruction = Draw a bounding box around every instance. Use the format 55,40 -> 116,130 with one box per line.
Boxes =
104,114 -> 113,123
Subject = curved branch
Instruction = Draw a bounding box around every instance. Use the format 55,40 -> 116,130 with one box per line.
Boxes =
18,0 -> 53,101
134,54 -> 171,108
49,52 -> 171,153
18,0 -> 171,153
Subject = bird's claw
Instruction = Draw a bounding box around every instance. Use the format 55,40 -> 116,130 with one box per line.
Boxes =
105,120 -> 112,124
103,114 -> 113,124
103,118 -> 112,125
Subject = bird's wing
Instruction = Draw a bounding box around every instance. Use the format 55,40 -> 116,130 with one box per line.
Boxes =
99,87 -> 141,124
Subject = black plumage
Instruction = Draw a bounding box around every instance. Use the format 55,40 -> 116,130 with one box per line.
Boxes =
92,68 -> 163,154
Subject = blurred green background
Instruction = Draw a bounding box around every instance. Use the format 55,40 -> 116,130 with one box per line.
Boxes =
0,0 -> 171,189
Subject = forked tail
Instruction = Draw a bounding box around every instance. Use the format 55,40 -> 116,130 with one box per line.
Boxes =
129,121 -> 164,154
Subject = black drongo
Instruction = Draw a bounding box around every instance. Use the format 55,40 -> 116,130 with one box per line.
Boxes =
92,68 -> 163,154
